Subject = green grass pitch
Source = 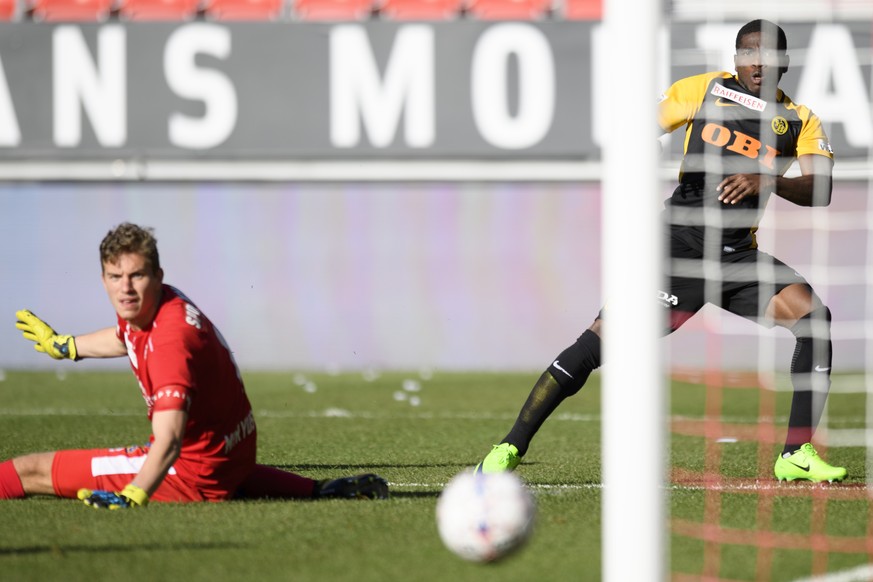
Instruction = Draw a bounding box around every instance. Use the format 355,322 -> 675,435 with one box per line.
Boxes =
0,370 -> 869,581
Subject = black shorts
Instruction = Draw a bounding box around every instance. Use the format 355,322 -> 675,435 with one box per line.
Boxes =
663,247 -> 810,331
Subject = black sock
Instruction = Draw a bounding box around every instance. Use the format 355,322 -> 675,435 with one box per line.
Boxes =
783,307 -> 832,457
502,372 -> 564,457
503,330 -> 601,456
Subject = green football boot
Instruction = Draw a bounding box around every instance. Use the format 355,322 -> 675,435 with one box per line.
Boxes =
474,443 -> 521,474
774,443 -> 847,483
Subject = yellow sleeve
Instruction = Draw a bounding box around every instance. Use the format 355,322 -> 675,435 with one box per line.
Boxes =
795,107 -> 834,159
658,72 -> 730,133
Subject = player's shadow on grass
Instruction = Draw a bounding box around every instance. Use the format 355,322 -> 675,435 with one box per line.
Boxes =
387,490 -> 441,499
0,542 -> 242,556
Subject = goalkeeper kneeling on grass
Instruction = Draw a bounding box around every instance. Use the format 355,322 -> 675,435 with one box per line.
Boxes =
475,19 -> 847,484
0,222 -> 388,507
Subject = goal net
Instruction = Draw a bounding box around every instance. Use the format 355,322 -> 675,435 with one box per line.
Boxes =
628,7 -> 873,581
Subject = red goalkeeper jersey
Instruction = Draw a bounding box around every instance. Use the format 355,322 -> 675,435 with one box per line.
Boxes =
117,285 -> 256,500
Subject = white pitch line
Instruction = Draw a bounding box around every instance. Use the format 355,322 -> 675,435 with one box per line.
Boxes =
0,408 -> 867,446
0,408 -> 768,423
388,481 -> 851,493
1,407 -> 869,425
391,482 -> 596,491
0,408 -> 141,417
0,408 -> 599,421
791,565 -> 873,582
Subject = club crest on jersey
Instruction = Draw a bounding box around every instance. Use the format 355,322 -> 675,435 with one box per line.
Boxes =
771,116 -> 788,136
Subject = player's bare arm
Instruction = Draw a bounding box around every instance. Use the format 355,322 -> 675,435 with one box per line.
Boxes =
717,154 -> 832,207
774,153 -> 833,207
131,406 -> 187,496
72,327 -> 128,359
716,173 -> 771,204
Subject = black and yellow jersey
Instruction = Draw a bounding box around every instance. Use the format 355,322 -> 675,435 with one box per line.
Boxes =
659,71 -> 833,252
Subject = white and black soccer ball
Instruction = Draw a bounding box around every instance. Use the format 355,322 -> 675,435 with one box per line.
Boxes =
435,470 -> 536,563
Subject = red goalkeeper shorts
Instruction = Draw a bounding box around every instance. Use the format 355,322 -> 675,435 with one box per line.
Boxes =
51,446 -> 208,502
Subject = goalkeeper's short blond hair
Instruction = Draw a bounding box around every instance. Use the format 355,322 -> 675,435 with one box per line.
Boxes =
99,223 -> 161,274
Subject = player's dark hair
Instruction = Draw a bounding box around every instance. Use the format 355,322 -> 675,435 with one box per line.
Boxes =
100,222 -> 161,274
736,19 -> 787,52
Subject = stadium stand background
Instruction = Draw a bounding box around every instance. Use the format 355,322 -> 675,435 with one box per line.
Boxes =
1,0 -> 601,21
0,10 -> 870,375
2,0 -> 871,22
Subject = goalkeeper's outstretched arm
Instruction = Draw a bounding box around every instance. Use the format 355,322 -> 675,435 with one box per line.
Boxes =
73,327 -> 127,359
15,309 -> 126,360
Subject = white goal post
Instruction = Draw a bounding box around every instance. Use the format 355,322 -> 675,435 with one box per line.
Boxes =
601,1 -> 665,581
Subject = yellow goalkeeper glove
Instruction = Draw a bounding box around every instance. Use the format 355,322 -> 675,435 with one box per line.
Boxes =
15,309 -> 78,360
77,484 -> 149,509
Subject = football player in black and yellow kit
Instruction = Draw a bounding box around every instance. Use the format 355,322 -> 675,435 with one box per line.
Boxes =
476,19 -> 846,483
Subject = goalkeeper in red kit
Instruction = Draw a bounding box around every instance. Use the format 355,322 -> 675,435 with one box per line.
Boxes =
0,222 -> 388,507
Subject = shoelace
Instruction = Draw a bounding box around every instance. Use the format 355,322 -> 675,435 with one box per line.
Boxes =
492,445 -> 512,463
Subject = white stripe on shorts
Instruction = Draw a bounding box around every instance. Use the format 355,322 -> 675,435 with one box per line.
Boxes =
91,454 -> 177,477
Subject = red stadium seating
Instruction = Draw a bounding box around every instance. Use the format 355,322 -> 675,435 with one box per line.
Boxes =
465,0 -> 550,20
204,0 -> 282,19
118,0 -> 199,20
562,0 -> 599,19
0,0 -> 17,19
379,0 -> 462,20
293,0 -> 373,20
30,0 -> 113,20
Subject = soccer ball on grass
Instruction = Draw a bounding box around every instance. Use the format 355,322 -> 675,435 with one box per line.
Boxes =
435,470 -> 536,563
